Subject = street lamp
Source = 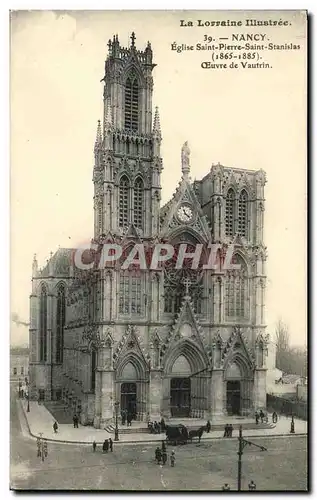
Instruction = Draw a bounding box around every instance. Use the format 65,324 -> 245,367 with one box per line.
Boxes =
114,401 -> 119,441
237,425 -> 267,491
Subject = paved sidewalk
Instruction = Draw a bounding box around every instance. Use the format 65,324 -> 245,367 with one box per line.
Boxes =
19,399 -> 307,446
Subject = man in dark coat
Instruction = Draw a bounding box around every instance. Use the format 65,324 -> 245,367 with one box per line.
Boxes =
229,424 -> 233,437
223,424 -> 229,437
206,420 -> 211,433
53,421 -> 58,433
103,439 -> 109,453
109,437 -> 113,452
248,480 -> 256,490
121,410 -> 126,426
160,418 -> 166,432
92,441 -> 97,452
255,411 -> 259,424
155,446 -> 162,464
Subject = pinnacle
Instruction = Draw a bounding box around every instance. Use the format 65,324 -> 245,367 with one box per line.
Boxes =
94,120 -> 102,151
153,106 -> 161,136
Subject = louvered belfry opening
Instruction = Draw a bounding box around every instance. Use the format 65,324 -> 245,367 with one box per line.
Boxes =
125,77 -> 139,131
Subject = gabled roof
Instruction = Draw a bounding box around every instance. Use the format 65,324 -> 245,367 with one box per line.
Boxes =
159,178 -> 211,242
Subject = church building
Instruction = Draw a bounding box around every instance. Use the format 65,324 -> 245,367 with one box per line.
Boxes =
29,33 -> 269,428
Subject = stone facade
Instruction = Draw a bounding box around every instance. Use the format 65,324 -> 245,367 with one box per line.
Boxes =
29,33 -> 269,427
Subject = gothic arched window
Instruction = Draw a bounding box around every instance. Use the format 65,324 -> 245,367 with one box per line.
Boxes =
225,188 -> 235,237
39,284 -> 48,362
238,190 -> 248,238
134,177 -> 144,229
119,176 -> 129,228
225,255 -> 248,320
125,76 -> 139,131
56,284 -> 66,363
119,271 -> 142,315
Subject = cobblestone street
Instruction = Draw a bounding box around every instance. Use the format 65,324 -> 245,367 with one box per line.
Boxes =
11,392 -> 307,491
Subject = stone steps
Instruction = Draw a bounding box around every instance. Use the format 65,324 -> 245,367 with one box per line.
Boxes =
44,401 -> 75,425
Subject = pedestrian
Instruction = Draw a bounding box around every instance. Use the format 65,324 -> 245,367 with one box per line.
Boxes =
160,417 -> 166,432
53,421 -> 58,433
255,411 -> 259,425
161,440 -> 166,453
155,446 -> 162,464
92,441 -> 97,452
259,410 -> 264,424
223,424 -> 229,437
43,440 -> 48,457
73,415 -> 77,428
248,480 -> 256,490
272,411 -> 278,424
37,438 -> 41,457
157,422 -> 161,434
206,420 -> 211,433
222,483 -> 230,491
121,411 -> 126,426
170,450 -> 175,467
229,424 -> 233,437
162,450 -> 167,465
109,437 -> 113,452
103,439 -> 109,453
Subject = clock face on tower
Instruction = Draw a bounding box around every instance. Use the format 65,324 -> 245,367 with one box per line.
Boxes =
177,204 -> 194,223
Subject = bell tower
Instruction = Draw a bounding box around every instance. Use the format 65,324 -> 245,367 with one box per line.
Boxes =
93,33 -> 163,240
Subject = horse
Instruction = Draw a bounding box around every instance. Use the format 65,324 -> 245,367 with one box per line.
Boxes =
188,426 -> 205,443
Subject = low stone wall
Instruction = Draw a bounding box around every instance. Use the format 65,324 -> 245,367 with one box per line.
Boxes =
267,393 -> 307,421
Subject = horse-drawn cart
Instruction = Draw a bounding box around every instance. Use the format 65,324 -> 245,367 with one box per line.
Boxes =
165,424 -> 206,445
165,424 -> 188,445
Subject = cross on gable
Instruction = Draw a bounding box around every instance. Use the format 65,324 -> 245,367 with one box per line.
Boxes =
130,32 -> 136,47
183,277 -> 192,296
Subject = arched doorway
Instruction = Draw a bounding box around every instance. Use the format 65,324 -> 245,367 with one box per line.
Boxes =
121,382 -> 137,418
170,378 -> 191,417
164,341 -> 209,418
116,355 -> 148,421
225,362 -> 242,415
170,354 -> 191,417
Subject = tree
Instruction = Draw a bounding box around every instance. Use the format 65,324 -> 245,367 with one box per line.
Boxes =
275,319 -> 290,352
275,320 -> 307,377
275,319 -> 290,372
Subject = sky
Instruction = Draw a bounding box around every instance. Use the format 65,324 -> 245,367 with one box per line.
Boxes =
10,10 -> 307,347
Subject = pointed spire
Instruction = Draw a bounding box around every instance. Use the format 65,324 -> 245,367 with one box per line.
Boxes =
94,120 -> 102,152
153,106 -> 161,137
181,141 -> 191,179
32,254 -> 38,278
